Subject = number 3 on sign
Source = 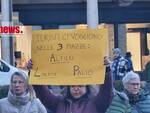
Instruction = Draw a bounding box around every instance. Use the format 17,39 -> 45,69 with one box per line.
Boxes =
57,43 -> 63,51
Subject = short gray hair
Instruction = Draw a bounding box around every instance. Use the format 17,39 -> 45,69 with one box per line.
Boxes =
11,71 -> 28,84
113,48 -> 121,55
122,71 -> 140,87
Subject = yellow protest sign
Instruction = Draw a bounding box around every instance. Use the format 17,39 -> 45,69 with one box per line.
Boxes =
29,29 -> 108,85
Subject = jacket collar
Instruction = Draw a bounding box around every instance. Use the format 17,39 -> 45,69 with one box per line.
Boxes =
7,90 -> 30,106
124,89 -> 149,105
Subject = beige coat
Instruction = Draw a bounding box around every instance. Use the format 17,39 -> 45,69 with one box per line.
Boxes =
0,91 -> 47,113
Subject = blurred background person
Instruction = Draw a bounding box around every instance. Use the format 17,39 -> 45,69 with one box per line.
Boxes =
111,48 -> 128,81
125,52 -> 134,72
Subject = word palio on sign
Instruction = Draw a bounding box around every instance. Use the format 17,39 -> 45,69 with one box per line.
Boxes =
0,26 -> 23,34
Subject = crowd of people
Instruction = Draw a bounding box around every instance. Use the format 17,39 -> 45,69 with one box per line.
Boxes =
0,48 -> 150,113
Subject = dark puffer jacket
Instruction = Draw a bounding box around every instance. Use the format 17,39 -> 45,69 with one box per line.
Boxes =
106,89 -> 150,113
105,91 -> 131,113
34,69 -> 113,113
128,89 -> 150,113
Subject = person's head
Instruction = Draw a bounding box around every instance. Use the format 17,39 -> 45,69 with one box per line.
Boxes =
125,52 -> 132,58
69,85 -> 88,99
10,71 -> 28,96
122,71 -> 140,95
113,48 -> 121,59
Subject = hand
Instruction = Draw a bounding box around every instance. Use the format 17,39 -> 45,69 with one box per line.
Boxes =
26,59 -> 33,70
104,56 -> 111,66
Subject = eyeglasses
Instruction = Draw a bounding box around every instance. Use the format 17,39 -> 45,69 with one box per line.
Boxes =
128,83 -> 140,86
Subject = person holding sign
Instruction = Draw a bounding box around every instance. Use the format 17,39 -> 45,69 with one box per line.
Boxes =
0,70 -> 47,113
27,57 -> 113,113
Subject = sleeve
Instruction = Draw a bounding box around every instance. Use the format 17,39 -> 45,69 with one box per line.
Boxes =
105,94 -> 131,113
0,102 -> 2,113
94,67 -> 114,113
33,85 -> 63,112
35,99 -> 48,113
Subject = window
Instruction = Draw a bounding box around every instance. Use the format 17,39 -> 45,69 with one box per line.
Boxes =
147,33 -> 150,55
0,61 -> 10,72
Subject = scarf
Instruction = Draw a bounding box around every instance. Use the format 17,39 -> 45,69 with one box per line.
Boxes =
7,90 -> 30,106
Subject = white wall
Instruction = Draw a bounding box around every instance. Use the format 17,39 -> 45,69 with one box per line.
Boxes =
147,33 -> 150,52
127,32 -> 141,71
15,26 -> 32,60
